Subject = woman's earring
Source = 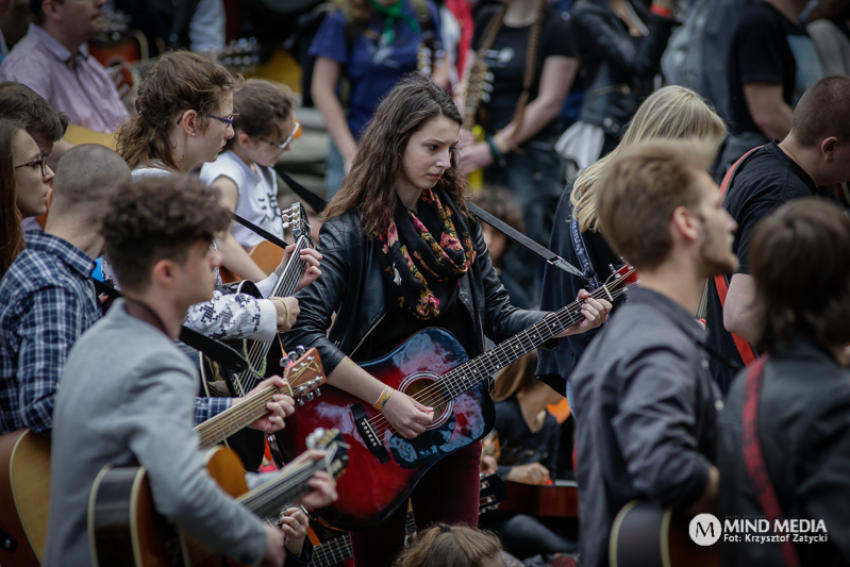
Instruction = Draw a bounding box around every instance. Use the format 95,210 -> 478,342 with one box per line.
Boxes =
191,132 -> 197,137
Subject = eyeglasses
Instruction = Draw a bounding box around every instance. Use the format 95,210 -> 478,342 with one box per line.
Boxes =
208,113 -> 238,125
260,120 -> 302,152
15,155 -> 49,177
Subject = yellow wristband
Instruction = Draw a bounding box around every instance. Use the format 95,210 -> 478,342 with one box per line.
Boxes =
373,385 -> 393,410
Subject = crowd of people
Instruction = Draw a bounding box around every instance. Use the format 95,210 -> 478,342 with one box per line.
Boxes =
1,0 -> 850,566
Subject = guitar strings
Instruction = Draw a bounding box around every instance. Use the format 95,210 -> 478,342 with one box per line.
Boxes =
368,285 -> 628,435
364,276 -> 632,435
240,236 -> 309,393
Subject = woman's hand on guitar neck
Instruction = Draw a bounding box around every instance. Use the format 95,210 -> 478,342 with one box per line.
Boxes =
274,244 -> 323,291
285,449 -> 339,509
382,390 -> 434,439
280,506 -> 309,557
553,289 -> 612,338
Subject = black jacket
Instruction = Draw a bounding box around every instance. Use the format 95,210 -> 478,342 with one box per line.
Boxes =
284,208 -> 546,375
571,0 -> 674,136
718,339 -> 850,565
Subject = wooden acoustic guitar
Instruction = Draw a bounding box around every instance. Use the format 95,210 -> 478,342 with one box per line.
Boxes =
0,429 -> 51,567
89,427 -> 348,567
0,349 -> 324,566
277,266 -> 637,530
609,500 -> 720,567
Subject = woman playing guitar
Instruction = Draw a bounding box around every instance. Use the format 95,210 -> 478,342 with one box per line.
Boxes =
283,75 -> 610,567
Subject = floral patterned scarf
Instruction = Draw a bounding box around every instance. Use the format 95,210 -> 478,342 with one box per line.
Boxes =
375,188 -> 476,320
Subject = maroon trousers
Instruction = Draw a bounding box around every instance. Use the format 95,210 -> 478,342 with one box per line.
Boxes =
351,441 -> 483,566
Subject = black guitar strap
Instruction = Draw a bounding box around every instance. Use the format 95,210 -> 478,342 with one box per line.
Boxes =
231,212 -> 290,250
92,279 -> 248,372
468,202 -> 585,278
279,169 -> 328,214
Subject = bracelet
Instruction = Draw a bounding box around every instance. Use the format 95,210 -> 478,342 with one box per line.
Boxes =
373,385 -> 393,411
280,299 -> 289,323
485,135 -> 507,169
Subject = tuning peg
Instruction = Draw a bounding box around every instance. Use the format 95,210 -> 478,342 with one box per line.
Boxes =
296,397 -> 305,406
305,392 -> 314,402
314,387 -> 321,397
295,345 -> 306,357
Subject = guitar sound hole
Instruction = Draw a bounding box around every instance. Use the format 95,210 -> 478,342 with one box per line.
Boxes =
403,376 -> 449,423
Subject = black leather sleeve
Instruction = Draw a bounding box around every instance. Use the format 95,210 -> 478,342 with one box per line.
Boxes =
572,2 -> 675,78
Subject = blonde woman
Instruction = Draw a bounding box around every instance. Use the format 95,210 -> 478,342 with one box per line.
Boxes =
537,85 -> 727,402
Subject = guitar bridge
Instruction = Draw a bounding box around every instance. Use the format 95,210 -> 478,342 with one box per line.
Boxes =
352,404 -> 390,463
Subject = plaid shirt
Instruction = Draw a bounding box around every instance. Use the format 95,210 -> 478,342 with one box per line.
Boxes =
0,231 -> 230,434
0,231 -> 100,434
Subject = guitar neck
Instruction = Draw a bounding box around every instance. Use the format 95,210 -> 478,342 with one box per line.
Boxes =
269,236 -> 308,299
438,274 -> 632,400
313,535 -> 353,567
195,383 -> 286,448
238,460 -> 323,520
239,235 -> 309,392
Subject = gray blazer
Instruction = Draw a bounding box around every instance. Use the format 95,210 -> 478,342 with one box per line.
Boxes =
43,300 -> 268,566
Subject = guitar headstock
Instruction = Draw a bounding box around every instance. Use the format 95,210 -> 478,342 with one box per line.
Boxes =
215,37 -> 261,74
306,428 -> 349,480
281,203 -> 313,247
604,264 -> 638,288
479,473 -> 506,515
281,347 -> 326,405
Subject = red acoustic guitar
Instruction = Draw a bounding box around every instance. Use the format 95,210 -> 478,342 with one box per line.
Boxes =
278,266 -> 636,530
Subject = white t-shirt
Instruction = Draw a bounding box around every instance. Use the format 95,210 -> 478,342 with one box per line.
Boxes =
199,150 -> 285,249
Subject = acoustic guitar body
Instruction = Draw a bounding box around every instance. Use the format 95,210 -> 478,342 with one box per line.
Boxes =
219,241 -> 286,284
277,327 -> 494,530
88,466 -> 188,567
0,429 -> 51,567
609,500 -> 719,567
89,448 -> 251,567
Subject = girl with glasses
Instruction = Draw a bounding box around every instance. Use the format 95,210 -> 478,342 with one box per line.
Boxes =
200,79 -> 304,282
1,119 -> 54,278
116,50 -> 236,177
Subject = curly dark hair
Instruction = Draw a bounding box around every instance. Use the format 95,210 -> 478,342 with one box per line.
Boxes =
324,74 -> 469,235
102,175 -> 230,290
750,198 -> 850,354
116,51 -> 234,170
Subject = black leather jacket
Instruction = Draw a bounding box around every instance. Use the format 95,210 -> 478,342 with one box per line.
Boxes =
284,209 -> 546,375
572,0 -> 675,136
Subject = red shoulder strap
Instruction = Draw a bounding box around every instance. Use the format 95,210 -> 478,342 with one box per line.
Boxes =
712,146 -> 763,366
742,357 -> 801,567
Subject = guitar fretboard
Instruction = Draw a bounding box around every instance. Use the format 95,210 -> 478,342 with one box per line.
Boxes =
435,270 -> 633,402
312,534 -> 353,567
239,235 -> 309,393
